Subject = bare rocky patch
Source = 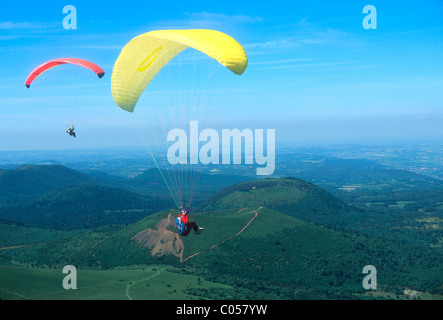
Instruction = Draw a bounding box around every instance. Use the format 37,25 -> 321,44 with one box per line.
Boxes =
131,212 -> 184,260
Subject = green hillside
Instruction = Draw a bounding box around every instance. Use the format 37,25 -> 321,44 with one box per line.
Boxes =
0,164 -> 99,206
128,168 -> 249,205
4,207 -> 442,299
0,165 -> 247,226
0,219 -> 75,248
182,208 -> 442,299
1,169 -> 441,300
198,177 -> 443,250
0,265 -> 231,300
199,178 -> 364,226
0,184 -> 171,230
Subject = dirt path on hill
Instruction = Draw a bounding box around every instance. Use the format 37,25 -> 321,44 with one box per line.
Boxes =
181,207 -> 263,263
0,243 -> 39,251
125,267 -> 162,300
90,240 -> 104,269
0,285 -> 30,299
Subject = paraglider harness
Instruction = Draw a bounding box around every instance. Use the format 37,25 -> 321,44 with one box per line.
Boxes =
176,208 -> 189,236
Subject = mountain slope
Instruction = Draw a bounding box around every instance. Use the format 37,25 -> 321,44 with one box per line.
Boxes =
199,178 -> 364,225
63,208 -> 268,268
0,165 -> 248,209
0,219 -> 74,248
0,183 -> 171,230
186,208 -> 442,298
7,207 -> 441,299
0,165 -> 100,206
128,168 -> 249,205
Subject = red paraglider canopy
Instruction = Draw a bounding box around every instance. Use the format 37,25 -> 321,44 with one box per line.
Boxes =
25,58 -> 105,88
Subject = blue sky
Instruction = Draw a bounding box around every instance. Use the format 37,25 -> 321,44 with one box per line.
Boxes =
1,0 -> 442,150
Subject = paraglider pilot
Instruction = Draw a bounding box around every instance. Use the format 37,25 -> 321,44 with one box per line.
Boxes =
176,207 -> 204,236
67,125 -> 76,138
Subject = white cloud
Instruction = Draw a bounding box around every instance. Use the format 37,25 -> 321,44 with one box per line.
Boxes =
184,12 -> 262,25
145,11 -> 262,31
249,58 -> 313,65
73,45 -> 123,50
0,21 -> 58,30
257,61 -> 355,70
245,20 -> 361,53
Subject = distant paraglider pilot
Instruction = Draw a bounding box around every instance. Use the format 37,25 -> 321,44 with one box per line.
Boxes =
25,58 -> 104,140
176,207 -> 204,236
67,125 -> 76,138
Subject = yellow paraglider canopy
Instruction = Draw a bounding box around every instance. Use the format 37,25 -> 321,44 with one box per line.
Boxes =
111,29 -> 248,112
